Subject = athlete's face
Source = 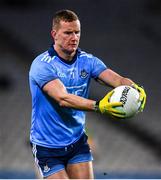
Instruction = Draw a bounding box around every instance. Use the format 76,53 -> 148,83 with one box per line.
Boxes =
52,20 -> 81,55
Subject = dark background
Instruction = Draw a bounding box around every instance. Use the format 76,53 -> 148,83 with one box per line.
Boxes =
0,0 -> 161,178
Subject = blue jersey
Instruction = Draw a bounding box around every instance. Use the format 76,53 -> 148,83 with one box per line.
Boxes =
29,45 -> 107,148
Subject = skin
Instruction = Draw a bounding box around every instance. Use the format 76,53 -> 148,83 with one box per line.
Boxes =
43,19 -> 134,179
46,162 -> 94,179
51,20 -> 81,61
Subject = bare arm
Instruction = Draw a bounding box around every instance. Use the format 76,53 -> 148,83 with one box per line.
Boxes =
43,69 -> 134,111
98,69 -> 134,88
43,79 -> 96,111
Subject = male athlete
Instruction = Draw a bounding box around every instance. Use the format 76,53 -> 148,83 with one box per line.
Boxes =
29,9 -> 146,179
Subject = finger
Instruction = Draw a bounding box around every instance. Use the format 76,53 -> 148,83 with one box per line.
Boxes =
105,90 -> 114,102
110,102 -> 123,107
139,93 -> 144,102
111,112 -> 126,118
138,88 -> 145,101
108,108 -> 125,115
139,98 -> 146,112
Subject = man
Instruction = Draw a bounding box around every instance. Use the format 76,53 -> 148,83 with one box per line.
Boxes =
29,9 -> 146,179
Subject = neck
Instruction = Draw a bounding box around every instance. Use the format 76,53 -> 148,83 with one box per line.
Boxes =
54,45 -> 76,61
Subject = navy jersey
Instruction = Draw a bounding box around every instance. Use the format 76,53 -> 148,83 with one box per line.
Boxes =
29,46 -> 107,148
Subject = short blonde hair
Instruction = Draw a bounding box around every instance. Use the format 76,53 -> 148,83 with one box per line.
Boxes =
52,9 -> 79,30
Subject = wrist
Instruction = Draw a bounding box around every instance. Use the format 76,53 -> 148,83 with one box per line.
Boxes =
93,101 -> 99,112
131,83 -> 137,89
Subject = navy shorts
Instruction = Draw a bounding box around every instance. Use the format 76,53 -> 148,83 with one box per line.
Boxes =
31,133 -> 93,178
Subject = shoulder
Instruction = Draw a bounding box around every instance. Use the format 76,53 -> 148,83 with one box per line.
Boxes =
33,51 -> 55,64
78,49 -> 95,59
31,50 -> 58,69
30,51 -> 55,76
78,49 -> 103,65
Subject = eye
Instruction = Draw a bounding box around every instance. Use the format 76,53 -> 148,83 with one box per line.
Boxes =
75,31 -> 80,35
64,31 -> 80,35
64,31 -> 72,35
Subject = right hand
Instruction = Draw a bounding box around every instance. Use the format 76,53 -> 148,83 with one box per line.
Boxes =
96,90 -> 126,118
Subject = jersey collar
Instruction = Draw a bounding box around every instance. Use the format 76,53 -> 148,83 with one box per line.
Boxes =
48,44 -> 81,65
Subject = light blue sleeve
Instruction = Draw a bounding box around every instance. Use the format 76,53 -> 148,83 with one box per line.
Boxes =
91,56 -> 107,78
29,60 -> 58,88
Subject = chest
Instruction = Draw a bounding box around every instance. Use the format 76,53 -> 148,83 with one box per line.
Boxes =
55,61 -> 90,86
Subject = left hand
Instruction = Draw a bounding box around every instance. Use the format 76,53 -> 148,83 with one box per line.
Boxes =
131,83 -> 146,112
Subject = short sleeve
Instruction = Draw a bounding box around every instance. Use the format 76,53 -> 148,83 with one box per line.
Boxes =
91,56 -> 107,78
29,60 -> 58,88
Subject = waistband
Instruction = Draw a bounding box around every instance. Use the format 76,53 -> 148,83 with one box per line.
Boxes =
31,133 -> 88,151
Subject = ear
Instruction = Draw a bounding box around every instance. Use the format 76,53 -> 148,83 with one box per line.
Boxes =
51,30 -> 56,40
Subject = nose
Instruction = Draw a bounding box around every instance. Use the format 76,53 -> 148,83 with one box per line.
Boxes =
71,32 -> 79,40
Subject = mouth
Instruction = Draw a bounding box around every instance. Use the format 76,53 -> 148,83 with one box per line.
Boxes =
70,43 -> 77,46
69,44 -> 78,49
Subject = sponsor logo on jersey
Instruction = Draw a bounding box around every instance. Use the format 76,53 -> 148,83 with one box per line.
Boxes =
58,72 -> 66,78
80,69 -> 88,78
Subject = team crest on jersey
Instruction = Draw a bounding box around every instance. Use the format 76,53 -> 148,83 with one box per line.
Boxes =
80,69 -> 88,78
43,165 -> 50,173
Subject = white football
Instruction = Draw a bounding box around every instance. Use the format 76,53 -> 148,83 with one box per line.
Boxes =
109,85 -> 141,118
